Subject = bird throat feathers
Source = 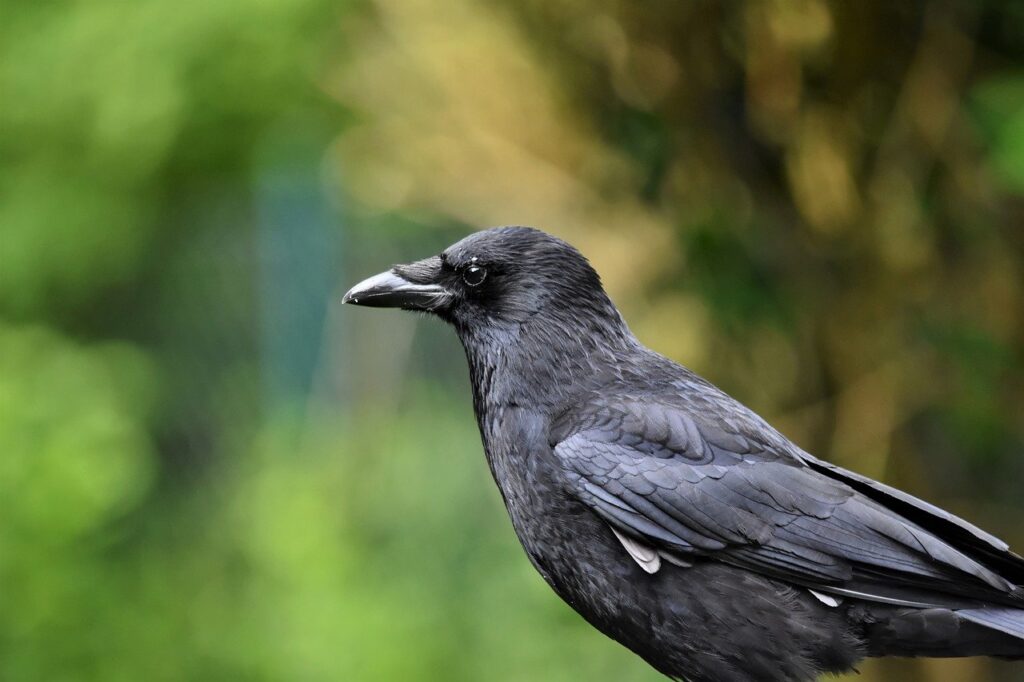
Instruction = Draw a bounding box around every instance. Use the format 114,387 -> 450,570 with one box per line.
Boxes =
456,299 -> 636,414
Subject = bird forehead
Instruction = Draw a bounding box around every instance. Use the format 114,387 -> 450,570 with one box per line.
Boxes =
443,239 -> 497,268
444,248 -> 489,269
443,226 -> 573,268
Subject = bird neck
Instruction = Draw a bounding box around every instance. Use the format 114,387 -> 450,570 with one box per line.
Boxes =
457,306 -> 637,418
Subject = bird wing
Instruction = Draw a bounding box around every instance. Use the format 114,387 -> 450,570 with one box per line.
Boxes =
551,396 -> 1024,609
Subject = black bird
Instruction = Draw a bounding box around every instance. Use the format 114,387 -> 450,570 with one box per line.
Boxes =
344,226 -> 1024,681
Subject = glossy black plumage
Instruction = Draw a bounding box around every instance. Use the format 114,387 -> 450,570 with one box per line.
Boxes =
344,226 -> 1024,681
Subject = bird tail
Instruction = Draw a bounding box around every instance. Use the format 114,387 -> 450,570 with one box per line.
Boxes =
958,607 -> 1024,645
862,605 -> 1024,659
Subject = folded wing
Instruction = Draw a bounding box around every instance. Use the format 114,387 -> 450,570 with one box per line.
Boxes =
552,397 -> 1024,612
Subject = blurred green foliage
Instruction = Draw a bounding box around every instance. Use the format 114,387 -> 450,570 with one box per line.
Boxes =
2,0 -> 1023,681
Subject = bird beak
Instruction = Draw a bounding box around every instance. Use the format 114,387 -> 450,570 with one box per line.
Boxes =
343,258 -> 450,311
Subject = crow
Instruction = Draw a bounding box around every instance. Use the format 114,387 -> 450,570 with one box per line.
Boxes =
343,226 -> 1024,682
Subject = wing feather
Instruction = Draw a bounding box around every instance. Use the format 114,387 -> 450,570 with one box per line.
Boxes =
554,398 -> 1024,610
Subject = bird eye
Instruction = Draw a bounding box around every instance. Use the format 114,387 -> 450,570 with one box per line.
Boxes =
462,264 -> 487,287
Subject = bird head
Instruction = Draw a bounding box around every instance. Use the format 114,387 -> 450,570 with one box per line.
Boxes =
343,226 -> 619,338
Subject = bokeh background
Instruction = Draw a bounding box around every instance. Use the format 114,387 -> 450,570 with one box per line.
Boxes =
2,0 -> 1023,680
